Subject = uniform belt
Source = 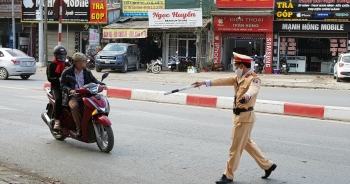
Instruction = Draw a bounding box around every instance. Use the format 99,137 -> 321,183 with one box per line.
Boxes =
233,107 -> 254,115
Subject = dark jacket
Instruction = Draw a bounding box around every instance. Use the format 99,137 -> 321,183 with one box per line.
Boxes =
46,61 -> 71,89
60,65 -> 104,105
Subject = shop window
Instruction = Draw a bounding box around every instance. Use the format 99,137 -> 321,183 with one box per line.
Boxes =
169,38 -> 177,57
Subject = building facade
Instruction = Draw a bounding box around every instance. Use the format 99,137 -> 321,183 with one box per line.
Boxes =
102,0 -> 213,67
274,0 -> 350,73
211,0 -> 274,73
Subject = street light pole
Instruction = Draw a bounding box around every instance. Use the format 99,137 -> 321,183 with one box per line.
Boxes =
11,0 -> 15,49
39,0 -> 44,65
58,0 -> 63,45
44,0 -> 48,65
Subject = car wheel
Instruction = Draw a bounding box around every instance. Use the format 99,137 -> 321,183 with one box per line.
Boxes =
333,74 -> 336,79
134,60 -> 140,71
96,67 -> 102,73
20,75 -> 30,80
121,60 -> 128,73
336,74 -> 341,82
0,68 -> 8,80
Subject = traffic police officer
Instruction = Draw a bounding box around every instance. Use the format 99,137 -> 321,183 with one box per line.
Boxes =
193,52 -> 277,183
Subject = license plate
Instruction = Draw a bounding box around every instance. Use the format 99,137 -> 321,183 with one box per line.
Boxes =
105,60 -> 110,64
282,64 -> 286,67
26,62 -> 32,66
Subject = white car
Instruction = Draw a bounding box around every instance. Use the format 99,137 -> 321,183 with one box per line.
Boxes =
334,53 -> 350,82
0,48 -> 36,80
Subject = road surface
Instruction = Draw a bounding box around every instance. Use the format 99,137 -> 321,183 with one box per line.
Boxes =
0,86 -> 349,184
1,74 -> 349,107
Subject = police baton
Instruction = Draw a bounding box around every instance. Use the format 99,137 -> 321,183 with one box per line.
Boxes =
164,85 -> 195,95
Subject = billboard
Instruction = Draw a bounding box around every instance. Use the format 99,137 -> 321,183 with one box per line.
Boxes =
122,0 -> 165,17
103,29 -> 148,39
216,0 -> 274,8
275,0 -> 350,22
21,0 -> 107,24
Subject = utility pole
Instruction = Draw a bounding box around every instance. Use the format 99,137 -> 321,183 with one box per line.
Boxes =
195,0 -> 203,72
58,0 -> 63,45
11,0 -> 15,49
44,0 -> 48,65
39,0 -> 44,66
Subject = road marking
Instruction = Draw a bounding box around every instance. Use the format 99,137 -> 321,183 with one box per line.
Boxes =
0,106 -> 19,111
255,137 -> 350,152
0,85 -> 41,92
12,95 -> 47,100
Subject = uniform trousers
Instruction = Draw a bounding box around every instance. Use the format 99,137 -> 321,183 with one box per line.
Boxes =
224,121 -> 273,180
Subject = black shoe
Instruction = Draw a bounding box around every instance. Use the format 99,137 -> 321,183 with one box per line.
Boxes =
262,164 -> 277,179
215,174 -> 233,184
75,130 -> 82,138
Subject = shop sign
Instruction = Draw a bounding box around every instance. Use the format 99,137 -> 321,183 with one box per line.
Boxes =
21,0 -> 107,24
102,29 -> 148,39
216,0 -> 274,8
274,22 -> 350,31
214,16 -> 273,32
213,32 -> 222,64
275,0 -> 350,22
264,33 -> 273,74
0,2 -> 21,12
89,29 -> 100,46
148,9 -> 202,28
122,0 -> 165,17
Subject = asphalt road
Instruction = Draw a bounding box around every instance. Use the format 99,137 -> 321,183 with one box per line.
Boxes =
0,86 -> 349,184
2,74 -> 348,107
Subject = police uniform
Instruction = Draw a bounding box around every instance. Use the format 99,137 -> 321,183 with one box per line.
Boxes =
205,52 -> 276,183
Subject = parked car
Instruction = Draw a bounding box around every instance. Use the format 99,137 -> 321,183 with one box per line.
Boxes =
334,53 -> 350,82
95,43 -> 140,73
0,48 -> 36,80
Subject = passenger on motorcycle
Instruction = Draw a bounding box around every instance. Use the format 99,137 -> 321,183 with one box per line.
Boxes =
60,52 -> 108,137
46,45 -> 71,130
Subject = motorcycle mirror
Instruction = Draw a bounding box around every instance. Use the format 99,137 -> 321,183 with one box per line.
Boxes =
66,75 -> 77,84
101,72 -> 109,82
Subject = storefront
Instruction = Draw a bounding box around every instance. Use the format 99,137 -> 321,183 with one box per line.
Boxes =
274,0 -> 350,73
20,0 -> 108,61
274,22 -> 350,73
213,16 -> 274,73
103,8 -> 211,67
212,0 -> 274,73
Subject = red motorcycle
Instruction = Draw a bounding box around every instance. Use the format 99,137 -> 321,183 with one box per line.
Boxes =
41,73 -> 114,153
87,55 -> 96,70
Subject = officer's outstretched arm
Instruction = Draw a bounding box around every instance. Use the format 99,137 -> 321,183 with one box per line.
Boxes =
246,78 -> 261,97
210,77 -> 238,87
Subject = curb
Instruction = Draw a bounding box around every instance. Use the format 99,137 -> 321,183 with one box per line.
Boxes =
43,82 -> 350,122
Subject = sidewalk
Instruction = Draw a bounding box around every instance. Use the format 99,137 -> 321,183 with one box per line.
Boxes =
35,66 -> 350,90
0,165 -> 60,184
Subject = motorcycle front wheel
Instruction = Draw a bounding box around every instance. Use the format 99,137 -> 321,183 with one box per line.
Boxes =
93,123 -> 114,153
152,65 -> 161,74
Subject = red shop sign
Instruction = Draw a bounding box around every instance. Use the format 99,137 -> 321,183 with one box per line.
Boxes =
214,16 -> 273,32
216,0 -> 274,8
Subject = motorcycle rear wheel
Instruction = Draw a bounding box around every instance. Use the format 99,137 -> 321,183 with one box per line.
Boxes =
93,123 -> 114,153
152,65 -> 161,74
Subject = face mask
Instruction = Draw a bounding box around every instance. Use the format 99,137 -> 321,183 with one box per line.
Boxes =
236,68 -> 243,77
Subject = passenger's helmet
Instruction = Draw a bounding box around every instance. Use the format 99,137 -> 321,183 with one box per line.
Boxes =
53,45 -> 67,62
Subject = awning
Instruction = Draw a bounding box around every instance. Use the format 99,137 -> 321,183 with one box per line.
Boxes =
211,10 -> 274,16
103,18 -> 211,29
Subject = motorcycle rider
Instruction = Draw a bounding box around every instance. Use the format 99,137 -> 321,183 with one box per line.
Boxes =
46,45 -> 71,130
60,52 -> 108,137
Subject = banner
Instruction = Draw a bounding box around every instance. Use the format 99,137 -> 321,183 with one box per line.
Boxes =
21,0 -> 107,24
214,16 -> 273,32
213,32 -> 221,64
0,2 -> 21,12
122,0 -> 165,17
103,29 -> 148,39
275,0 -> 350,22
216,0 -> 274,8
89,29 -> 100,46
148,9 -> 202,28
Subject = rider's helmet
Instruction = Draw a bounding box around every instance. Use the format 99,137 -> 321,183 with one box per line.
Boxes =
72,52 -> 87,63
53,45 -> 67,62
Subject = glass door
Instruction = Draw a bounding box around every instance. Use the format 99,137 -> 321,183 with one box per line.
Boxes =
178,39 -> 196,60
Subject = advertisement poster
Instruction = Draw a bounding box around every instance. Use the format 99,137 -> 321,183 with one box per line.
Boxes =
89,29 -> 100,46
103,29 -> 148,39
275,0 -> 350,21
122,0 -> 165,17
213,32 -> 221,64
216,0 -> 274,8
21,0 -> 107,24
148,9 -> 202,28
